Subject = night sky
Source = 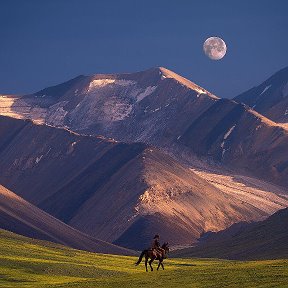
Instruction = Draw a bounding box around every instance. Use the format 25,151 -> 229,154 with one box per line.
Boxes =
0,0 -> 287,98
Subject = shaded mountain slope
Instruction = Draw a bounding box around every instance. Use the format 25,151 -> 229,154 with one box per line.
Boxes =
234,66 -> 288,125
173,208 -> 288,260
0,185 -> 134,255
1,67 -> 288,187
0,115 -> 146,205
0,116 -> 287,249
179,98 -> 288,187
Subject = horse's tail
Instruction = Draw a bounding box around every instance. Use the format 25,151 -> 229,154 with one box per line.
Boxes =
135,250 -> 146,266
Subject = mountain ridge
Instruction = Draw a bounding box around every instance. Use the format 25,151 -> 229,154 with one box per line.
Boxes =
0,184 -> 135,255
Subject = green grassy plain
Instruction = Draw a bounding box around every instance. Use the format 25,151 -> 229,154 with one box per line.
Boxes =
1,229 -> 288,288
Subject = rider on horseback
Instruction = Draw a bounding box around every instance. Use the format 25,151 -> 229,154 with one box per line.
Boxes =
135,236 -> 169,271
151,234 -> 165,257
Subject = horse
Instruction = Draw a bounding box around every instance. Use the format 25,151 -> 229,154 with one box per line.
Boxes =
135,242 -> 169,272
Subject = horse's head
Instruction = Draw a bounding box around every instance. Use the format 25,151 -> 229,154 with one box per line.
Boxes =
162,242 -> 170,254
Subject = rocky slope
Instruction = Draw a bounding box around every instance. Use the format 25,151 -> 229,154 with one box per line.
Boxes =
234,66 -> 288,126
0,184 -> 134,255
173,208 -> 288,260
1,67 -> 287,187
0,115 -> 287,250
179,98 -> 288,187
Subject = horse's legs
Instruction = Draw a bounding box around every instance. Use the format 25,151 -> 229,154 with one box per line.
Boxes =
149,258 -> 155,271
157,260 -> 164,271
145,256 -> 148,272
157,260 -> 161,271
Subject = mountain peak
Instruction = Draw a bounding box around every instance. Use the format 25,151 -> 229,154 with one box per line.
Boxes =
87,66 -> 218,99
234,65 -> 288,126
153,67 -> 218,99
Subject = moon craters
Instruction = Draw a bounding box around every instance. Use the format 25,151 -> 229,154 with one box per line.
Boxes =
203,37 -> 227,60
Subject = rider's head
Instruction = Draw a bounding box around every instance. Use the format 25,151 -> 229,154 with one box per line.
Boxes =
153,234 -> 160,239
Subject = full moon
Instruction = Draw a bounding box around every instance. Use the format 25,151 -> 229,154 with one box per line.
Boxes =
203,37 -> 227,60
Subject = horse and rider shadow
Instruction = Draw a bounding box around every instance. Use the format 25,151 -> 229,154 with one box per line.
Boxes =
135,234 -> 170,272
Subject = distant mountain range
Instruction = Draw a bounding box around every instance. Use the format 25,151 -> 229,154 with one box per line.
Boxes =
0,66 -> 287,256
1,67 -> 288,187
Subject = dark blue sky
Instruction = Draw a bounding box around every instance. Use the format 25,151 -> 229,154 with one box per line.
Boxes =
0,0 -> 287,98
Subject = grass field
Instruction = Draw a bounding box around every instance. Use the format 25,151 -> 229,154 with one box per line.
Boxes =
1,230 -> 288,288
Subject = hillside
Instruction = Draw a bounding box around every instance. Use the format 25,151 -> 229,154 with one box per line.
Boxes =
234,66 -> 288,125
173,208 -> 288,260
0,185 -> 134,255
0,116 -> 287,250
1,229 -> 288,288
1,67 -> 288,187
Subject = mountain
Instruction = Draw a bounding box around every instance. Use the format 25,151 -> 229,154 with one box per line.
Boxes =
1,67 -> 288,187
0,184 -> 134,255
0,67 -> 217,134
172,208 -> 288,260
234,66 -> 288,126
0,115 -> 287,250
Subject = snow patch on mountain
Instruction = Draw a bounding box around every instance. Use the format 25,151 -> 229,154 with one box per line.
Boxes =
88,79 -> 115,90
260,84 -> 272,95
103,99 -> 132,121
115,80 -> 136,87
88,79 -> 136,92
190,167 -> 288,212
35,155 -> 43,164
136,86 -> 157,102
46,101 -> 68,126
75,79 -> 158,122
151,107 -> 161,113
224,125 -> 236,140
221,125 -> 236,158
35,94 -> 46,98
